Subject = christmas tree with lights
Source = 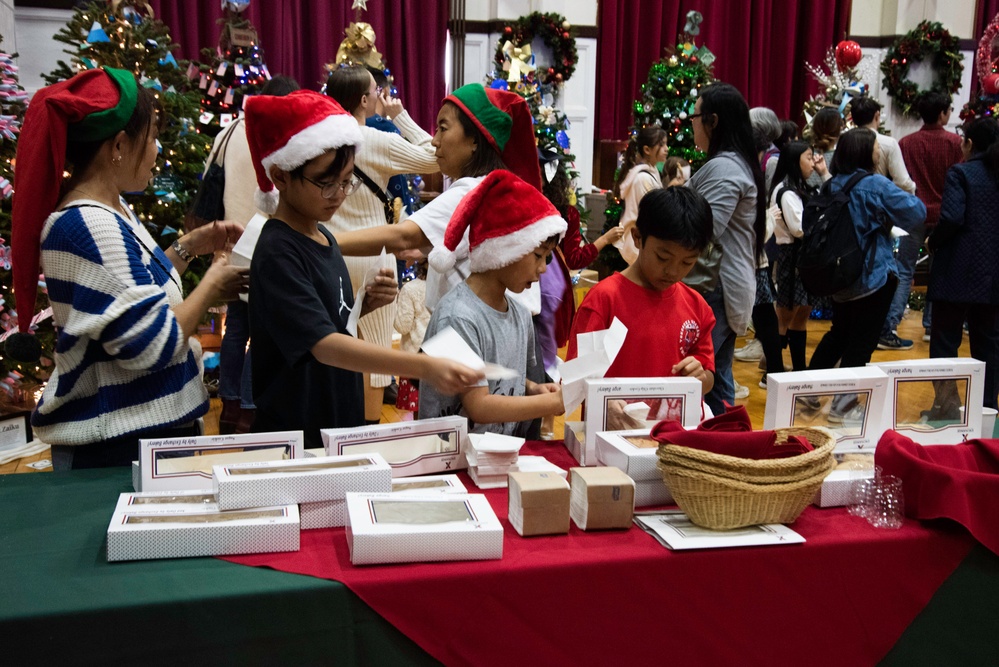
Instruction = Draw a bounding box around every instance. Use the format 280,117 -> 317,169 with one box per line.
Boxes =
192,1 -> 270,138
0,38 -> 54,405
599,13 -> 714,272
43,0 -> 211,249
960,14 -> 999,122
803,44 -> 873,128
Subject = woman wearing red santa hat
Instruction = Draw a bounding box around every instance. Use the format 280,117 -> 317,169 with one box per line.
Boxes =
6,67 -> 247,469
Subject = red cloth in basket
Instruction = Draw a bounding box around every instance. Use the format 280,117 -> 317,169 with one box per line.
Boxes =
652,404 -> 814,459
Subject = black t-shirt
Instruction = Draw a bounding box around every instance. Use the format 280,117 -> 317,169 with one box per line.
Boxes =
249,220 -> 364,448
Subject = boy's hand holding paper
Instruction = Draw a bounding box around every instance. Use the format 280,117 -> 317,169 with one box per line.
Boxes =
559,317 -> 628,414
421,327 -> 519,381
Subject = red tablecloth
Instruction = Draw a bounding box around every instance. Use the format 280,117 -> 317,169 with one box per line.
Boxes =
223,441 -> 974,667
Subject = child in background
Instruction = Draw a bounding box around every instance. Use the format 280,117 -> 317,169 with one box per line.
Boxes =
614,126 -> 668,264
243,91 -> 481,448
419,170 -> 567,437
393,259 -> 431,417
663,156 -> 690,187
568,187 -> 716,430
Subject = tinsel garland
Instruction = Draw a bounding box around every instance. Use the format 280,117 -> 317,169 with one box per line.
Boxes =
880,21 -> 963,117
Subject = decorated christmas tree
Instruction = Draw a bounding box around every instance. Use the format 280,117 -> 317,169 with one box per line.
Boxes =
960,13 -> 999,122
803,42 -> 872,127
0,38 -> 54,405
485,12 -> 581,208
43,0 -> 211,248
192,0 -> 269,138
599,12 -> 714,272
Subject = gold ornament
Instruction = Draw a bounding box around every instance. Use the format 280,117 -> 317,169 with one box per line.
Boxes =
668,55 -> 678,66
335,22 -> 384,68
110,0 -> 155,18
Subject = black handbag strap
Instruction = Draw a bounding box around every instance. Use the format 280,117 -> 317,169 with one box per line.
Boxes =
354,166 -> 392,203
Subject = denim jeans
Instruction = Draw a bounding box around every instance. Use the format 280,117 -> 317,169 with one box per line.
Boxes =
218,299 -> 255,409
702,286 -> 736,416
883,225 -> 924,335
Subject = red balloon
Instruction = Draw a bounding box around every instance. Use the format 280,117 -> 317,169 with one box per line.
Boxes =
835,40 -> 863,72
985,73 -> 999,95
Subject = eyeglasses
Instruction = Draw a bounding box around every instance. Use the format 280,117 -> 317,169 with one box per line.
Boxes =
688,113 -> 703,120
302,174 -> 362,199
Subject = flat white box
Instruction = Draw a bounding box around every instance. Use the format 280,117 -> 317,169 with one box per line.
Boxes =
634,478 -> 674,507
567,378 -> 702,465
813,468 -> 876,508
869,358 -> 986,445
763,367 -> 890,453
345,492 -> 503,565
322,416 -> 468,477
132,461 -> 141,492
300,499 -> 346,529
140,431 -> 305,492
594,430 -> 674,506
107,491 -> 299,562
391,474 -> 467,494
213,452 -> 392,511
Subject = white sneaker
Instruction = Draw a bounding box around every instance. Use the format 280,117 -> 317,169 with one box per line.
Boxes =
734,339 -> 764,363
734,380 -> 750,400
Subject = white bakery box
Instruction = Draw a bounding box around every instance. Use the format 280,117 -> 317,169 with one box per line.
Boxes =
321,416 -> 468,477
594,430 -> 674,507
869,358 -> 986,445
813,454 -> 877,508
106,490 -> 299,562
138,431 -> 305,492
564,377 -> 703,465
213,452 -> 392,512
345,492 -> 503,565
763,367 -> 890,454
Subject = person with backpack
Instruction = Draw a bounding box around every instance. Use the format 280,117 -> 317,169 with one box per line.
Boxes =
770,141 -> 827,372
806,128 -> 925,373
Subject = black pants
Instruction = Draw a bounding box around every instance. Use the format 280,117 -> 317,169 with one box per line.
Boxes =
810,276 -> 897,370
51,422 -> 202,471
930,301 -> 999,410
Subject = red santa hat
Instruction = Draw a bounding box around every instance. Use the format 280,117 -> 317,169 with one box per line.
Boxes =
445,84 -> 542,192
243,90 -> 363,214
428,170 -> 566,273
7,67 -> 138,362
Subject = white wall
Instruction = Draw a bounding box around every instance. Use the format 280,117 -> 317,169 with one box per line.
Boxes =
14,7 -> 71,95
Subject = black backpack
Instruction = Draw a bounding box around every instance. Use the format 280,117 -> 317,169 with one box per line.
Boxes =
796,171 -> 872,297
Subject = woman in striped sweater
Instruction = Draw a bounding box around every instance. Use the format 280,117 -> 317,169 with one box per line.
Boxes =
8,68 -> 248,469
323,65 -> 440,423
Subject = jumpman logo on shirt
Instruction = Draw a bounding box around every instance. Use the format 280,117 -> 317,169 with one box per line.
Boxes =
338,277 -> 351,319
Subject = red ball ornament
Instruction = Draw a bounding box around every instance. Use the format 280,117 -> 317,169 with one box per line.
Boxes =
548,67 -> 555,75
835,40 -> 863,72
689,56 -> 698,64
984,73 -> 999,95
562,31 -> 570,39
504,26 -> 512,35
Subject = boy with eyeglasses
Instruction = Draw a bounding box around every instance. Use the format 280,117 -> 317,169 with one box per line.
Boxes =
243,91 -> 482,448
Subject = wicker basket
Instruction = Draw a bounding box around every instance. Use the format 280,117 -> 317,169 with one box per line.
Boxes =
654,427 -> 837,530
656,427 -> 837,481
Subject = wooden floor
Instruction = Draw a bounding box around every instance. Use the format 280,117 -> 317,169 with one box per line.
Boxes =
0,302 -> 960,475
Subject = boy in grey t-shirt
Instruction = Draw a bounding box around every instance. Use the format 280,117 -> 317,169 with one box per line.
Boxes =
419,170 -> 566,435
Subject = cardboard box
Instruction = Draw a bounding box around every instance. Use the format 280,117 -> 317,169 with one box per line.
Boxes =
869,358 -> 986,444
345,492 -> 503,565
131,460 -> 141,492
299,499 -> 346,529
322,416 -> 468,477
140,431 -> 305,492
594,430 -> 673,506
391,474 -> 467,495
763,367 -> 890,453
106,492 -> 299,562
508,471 -> 571,536
213,453 -> 392,511
566,378 -> 702,465
569,467 -> 635,530
563,421 -> 587,465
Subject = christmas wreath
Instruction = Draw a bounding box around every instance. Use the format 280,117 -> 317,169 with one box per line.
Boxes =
880,20 -> 963,116
493,12 -> 577,86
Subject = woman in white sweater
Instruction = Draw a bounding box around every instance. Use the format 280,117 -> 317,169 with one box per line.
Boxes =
324,65 -> 440,422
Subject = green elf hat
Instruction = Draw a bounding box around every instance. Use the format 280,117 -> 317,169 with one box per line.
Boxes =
444,83 -> 542,192
6,67 -> 138,363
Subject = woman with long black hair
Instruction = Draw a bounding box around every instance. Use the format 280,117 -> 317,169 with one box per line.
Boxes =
687,82 -> 767,413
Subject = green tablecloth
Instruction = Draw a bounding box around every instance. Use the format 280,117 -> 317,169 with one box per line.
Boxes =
0,468 -> 438,666
1,467 -> 997,665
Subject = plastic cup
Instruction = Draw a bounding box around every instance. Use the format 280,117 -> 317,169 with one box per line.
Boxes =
982,407 -> 997,439
866,475 -> 904,530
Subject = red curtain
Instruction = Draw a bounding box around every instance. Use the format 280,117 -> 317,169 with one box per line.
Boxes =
149,0 -> 449,130
597,0 -> 852,140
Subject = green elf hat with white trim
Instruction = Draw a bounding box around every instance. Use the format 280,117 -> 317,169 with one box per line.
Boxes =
7,67 -> 139,363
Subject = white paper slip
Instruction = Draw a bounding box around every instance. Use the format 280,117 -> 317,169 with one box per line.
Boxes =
633,510 -> 805,550
347,247 -> 396,337
516,455 -> 567,478
467,432 -> 525,454
421,327 -> 518,380
560,317 -> 628,414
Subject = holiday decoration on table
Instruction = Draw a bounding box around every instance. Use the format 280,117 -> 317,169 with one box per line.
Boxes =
803,44 -> 877,127
959,13 -> 999,122
193,1 -> 270,138
42,1 -> 211,290
880,20 -> 963,117
599,12 -> 715,272
0,36 -> 53,401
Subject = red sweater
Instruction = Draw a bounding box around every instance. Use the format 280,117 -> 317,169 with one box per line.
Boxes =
899,125 -> 963,230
